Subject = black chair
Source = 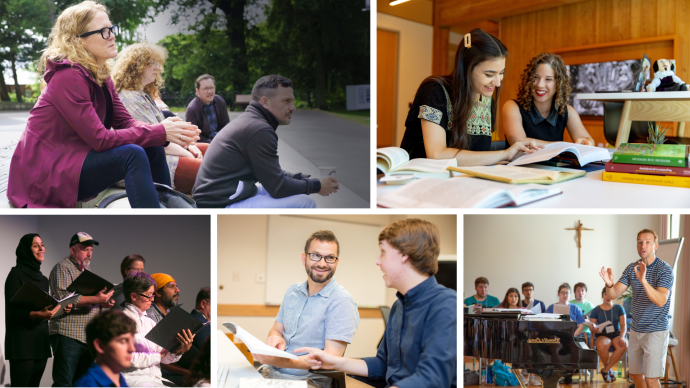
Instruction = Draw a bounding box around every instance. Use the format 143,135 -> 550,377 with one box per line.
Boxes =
603,101 -> 690,145
376,306 -> 391,350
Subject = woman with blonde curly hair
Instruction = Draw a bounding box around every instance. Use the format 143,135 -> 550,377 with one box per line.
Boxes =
7,1 -> 200,208
503,52 -> 594,147
112,42 -> 208,194
400,28 -> 542,166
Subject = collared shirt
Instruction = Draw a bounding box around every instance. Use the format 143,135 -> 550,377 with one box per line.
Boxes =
510,99 -> 568,146
48,256 -> 96,344
619,257 -> 674,333
74,362 -> 129,387
201,99 -> 218,140
527,100 -> 559,127
146,303 -> 167,324
363,277 -> 457,388
270,278 -> 359,377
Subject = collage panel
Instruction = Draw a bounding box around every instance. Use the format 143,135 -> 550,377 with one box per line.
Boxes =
0,0 -> 369,209
217,214 -> 457,387
0,215 -> 211,387
463,214 -> 688,387
377,1 -> 690,209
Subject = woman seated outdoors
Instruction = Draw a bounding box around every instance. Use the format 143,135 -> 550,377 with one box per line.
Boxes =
7,0 -> 200,208
121,271 -> 195,387
399,28 -> 542,166
589,287 -> 627,383
503,53 -> 595,147
112,42 -> 208,194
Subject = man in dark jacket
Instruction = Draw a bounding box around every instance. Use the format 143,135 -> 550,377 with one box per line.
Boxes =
192,75 -> 339,208
185,74 -> 230,142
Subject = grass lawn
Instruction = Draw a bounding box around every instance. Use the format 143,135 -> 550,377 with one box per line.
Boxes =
322,109 -> 370,127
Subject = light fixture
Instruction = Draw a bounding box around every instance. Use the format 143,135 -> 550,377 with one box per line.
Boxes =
389,0 -> 411,5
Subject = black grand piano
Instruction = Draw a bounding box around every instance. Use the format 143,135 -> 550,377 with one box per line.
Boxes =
464,312 -> 598,388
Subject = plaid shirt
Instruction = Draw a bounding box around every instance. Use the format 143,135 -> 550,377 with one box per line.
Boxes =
201,99 -> 219,139
48,256 -> 98,343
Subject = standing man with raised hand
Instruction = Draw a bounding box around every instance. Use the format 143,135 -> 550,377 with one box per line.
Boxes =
296,219 -> 457,388
599,229 -> 674,388
49,232 -> 115,386
254,230 -> 359,388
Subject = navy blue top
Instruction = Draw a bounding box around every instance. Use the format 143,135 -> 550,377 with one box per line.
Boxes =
618,257 -> 674,333
546,303 -> 585,325
74,363 -> 129,387
191,309 -> 210,350
362,276 -> 457,388
521,299 -> 546,313
589,304 -> 626,333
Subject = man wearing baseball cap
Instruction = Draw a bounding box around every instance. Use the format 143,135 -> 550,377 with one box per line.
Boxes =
49,232 -> 115,386
146,273 -> 180,324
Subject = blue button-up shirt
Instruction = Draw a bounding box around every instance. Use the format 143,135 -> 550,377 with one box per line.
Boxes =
74,362 -> 129,387
272,277 -> 360,376
363,276 -> 457,388
201,99 -> 219,139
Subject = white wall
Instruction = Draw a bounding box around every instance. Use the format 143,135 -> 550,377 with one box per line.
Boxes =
377,13 -> 433,145
463,214 -> 660,306
218,214 -> 456,359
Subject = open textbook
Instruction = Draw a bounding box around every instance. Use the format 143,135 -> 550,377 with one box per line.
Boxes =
450,164 -> 585,184
509,142 -> 612,167
223,322 -> 299,360
10,281 -> 78,319
377,177 -> 561,208
376,147 -> 456,179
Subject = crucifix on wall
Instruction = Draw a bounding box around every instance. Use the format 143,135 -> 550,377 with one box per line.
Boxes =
565,220 -> 593,268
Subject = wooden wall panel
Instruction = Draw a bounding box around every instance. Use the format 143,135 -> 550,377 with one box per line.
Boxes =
377,29 -> 398,147
495,0 -> 690,143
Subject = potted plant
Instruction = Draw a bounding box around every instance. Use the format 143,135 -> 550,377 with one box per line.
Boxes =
647,122 -> 670,144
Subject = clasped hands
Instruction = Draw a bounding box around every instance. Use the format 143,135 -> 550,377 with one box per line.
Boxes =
162,116 -> 201,148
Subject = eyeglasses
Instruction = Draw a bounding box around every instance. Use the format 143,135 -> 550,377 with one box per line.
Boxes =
135,292 -> 155,300
559,291 -> 570,295
80,25 -> 119,40
306,252 -> 338,264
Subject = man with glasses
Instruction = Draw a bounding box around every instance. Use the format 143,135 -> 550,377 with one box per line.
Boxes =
185,74 -> 230,142
521,282 -> 546,313
49,232 -> 115,386
254,230 -> 360,388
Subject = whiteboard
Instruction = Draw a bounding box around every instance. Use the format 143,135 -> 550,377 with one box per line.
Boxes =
656,238 -> 683,270
265,216 -> 387,307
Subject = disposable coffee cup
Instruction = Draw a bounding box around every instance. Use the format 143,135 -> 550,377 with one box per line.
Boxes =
319,166 -> 337,177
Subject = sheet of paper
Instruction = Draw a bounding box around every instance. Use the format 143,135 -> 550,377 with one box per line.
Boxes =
530,303 -> 542,314
223,322 -> 298,360
522,313 -> 563,320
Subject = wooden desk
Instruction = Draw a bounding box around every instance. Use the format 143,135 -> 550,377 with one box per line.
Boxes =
577,92 -> 690,147
377,171 -> 690,208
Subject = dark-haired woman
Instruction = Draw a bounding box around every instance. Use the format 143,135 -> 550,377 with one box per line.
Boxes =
503,52 -> 594,147
589,287 -> 627,383
400,28 -> 542,166
4,234 -> 72,386
497,287 -> 521,309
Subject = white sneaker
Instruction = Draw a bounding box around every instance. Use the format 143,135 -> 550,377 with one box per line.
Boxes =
528,375 -> 542,386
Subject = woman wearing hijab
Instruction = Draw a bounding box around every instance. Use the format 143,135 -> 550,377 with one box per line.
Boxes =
4,234 -> 72,386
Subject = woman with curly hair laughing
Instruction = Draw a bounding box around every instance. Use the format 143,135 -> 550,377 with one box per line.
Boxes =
503,52 -> 594,147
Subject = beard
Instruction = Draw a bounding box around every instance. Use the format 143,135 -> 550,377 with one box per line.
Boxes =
304,263 -> 334,284
160,293 -> 179,308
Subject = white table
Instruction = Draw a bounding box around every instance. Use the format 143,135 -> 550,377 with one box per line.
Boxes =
377,171 -> 690,208
577,92 -> 690,147
217,330 -> 263,388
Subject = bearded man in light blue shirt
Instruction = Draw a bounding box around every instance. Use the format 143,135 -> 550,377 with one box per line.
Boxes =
254,230 -> 360,388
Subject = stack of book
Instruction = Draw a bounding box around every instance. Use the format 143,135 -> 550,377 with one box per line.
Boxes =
603,143 -> 690,188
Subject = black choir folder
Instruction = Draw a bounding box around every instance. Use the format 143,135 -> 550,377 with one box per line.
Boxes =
66,270 -> 115,296
145,306 -> 210,352
10,282 -> 79,319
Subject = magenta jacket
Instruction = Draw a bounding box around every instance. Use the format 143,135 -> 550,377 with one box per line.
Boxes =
7,59 -> 167,208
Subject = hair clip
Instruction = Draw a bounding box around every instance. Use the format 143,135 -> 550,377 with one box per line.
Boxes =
464,33 -> 471,49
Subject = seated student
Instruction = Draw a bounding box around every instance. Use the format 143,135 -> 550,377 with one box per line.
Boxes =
497,288 -> 521,308
7,1 -> 200,208
521,282 -> 546,312
192,75 -> 339,208
296,219 -> 457,388
463,277 -> 500,308
503,52 -> 595,147
74,310 -> 137,387
589,287 -> 627,383
185,74 -> 231,143
399,28 -> 542,166
253,230 -> 359,387
112,42 -> 209,194
570,282 -> 595,339
546,283 -> 585,336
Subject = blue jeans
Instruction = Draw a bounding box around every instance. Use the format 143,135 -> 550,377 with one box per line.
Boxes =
227,184 -> 316,208
49,334 -> 91,387
78,144 -> 170,208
